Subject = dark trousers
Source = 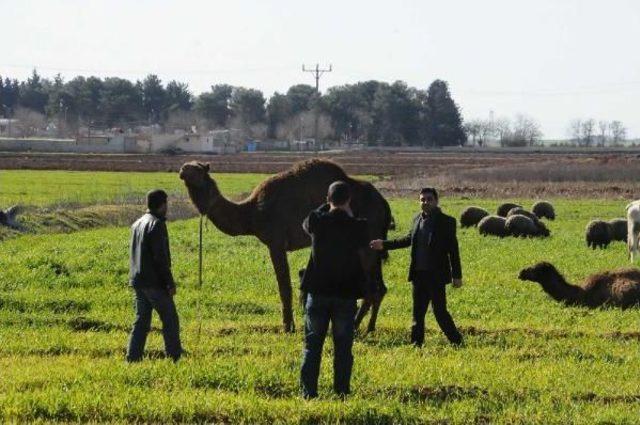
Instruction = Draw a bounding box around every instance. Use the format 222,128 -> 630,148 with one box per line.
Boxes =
411,271 -> 462,346
300,293 -> 357,398
126,287 -> 182,362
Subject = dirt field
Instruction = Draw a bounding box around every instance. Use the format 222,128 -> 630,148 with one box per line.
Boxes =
2,149 -> 640,198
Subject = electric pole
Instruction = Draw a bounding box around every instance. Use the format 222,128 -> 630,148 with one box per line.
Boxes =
302,63 -> 332,152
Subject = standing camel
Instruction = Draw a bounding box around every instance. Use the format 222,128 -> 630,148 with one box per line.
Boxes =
179,159 -> 393,333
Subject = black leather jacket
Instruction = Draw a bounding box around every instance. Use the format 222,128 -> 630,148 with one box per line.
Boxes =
301,205 -> 370,299
129,212 -> 175,289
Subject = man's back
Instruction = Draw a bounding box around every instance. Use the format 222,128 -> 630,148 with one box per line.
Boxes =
301,206 -> 369,298
129,212 -> 174,289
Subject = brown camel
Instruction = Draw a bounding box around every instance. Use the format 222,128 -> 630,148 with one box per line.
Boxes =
179,159 -> 393,332
518,261 -> 640,308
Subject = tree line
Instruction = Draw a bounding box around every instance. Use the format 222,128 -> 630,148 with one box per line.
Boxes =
0,70 -> 467,146
568,118 -> 627,147
464,114 -> 543,147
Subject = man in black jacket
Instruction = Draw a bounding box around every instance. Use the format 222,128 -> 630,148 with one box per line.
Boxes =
370,187 -> 463,346
126,189 -> 182,362
300,181 -> 371,398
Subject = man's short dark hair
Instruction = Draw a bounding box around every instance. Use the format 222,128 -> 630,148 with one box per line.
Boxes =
420,187 -> 438,200
327,181 -> 351,205
147,189 -> 168,211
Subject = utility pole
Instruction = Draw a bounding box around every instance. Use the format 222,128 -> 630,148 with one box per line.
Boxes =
302,63 -> 332,152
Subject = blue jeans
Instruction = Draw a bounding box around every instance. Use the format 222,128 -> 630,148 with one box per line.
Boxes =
300,293 -> 357,398
126,287 -> 182,362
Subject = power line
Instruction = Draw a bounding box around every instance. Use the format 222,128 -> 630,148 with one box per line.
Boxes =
0,62 -> 292,76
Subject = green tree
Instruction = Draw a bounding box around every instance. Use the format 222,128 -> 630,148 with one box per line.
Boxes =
370,81 -> 421,145
2,78 -> 20,115
165,80 -> 192,112
141,74 -> 166,123
285,84 -> 316,115
99,77 -> 143,126
45,74 -> 65,115
230,87 -> 266,125
61,76 -> 104,124
266,92 -> 291,138
19,69 -> 49,114
195,84 -> 233,127
424,79 -> 466,147
322,84 -> 364,141
45,74 -> 78,131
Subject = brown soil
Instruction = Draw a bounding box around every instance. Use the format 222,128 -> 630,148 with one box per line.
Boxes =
3,150 -> 640,198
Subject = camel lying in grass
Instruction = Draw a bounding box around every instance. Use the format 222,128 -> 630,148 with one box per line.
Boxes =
518,262 -> 640,308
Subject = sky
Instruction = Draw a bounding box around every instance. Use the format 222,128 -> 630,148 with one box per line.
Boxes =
2,0 -> 640,139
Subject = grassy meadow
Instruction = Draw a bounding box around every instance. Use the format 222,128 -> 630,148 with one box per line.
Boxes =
0,170 -> 269,207
1,170 -> 640,423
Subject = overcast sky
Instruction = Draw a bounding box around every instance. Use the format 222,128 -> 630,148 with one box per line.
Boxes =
2,0 -> 640,139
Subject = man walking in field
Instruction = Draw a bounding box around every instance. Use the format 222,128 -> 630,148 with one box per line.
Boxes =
126,189 -> 183,362
300,181 -> 372,398
370,187 -> 463,347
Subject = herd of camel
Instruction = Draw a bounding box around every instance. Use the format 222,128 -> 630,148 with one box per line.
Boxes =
178,158 -> 640,333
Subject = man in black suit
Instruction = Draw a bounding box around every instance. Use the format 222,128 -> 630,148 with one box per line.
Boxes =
370,187 -> 463,346
299,181 -> 372,399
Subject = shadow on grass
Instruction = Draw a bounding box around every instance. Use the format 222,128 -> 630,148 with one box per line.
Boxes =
573,392 -> 640,404
67,316 -> 127,332
359,325 -> 640,348
384,384 -> 489,403
0,298 -> 90,314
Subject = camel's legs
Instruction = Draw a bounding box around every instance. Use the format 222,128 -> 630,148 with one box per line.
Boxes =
354,288 -> 385,333
269,247 -> 294,333
354,251 -> 386,333
354,301 -> 372,330
366,295 -> 383,333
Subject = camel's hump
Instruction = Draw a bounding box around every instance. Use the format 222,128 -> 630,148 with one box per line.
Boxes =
250,159 -> 352,203
288,159 -> 347,176
265,159 -> 349,184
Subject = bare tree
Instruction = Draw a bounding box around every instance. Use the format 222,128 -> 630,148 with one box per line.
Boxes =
478,119 -> 495,146
568,119 -> 582,144
463,119 -> 482,146
166,110 -> 199,133
354,109 -> 374,143
610,120 -> 627,145
580,118 -> 596,147
248,122 -> 268,140
494,117 -> 511,145
464,118 -> 494,147
598,120 -> 608,147
513,114 -> 542,147
275,111 -> 331,144
13,107 -> 47,137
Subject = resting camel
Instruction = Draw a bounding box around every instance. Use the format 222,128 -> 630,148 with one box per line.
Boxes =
179,159 -> 393,332
518,261 -> 640,308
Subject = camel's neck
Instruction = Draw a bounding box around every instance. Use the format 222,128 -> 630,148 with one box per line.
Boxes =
189,179 -> 253,236
539,272 -> 585,305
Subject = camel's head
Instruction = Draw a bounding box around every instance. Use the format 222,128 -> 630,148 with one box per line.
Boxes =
518,261 -> 559,283
179,161 -> 210,188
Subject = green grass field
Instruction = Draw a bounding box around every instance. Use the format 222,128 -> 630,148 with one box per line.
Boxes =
0,170 -> 269,206
1,172 -> 640,423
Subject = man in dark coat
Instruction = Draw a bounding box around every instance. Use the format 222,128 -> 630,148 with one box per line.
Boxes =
300,181 -> 372,399
370,187 -> 463,346
126,189 -> 182,362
